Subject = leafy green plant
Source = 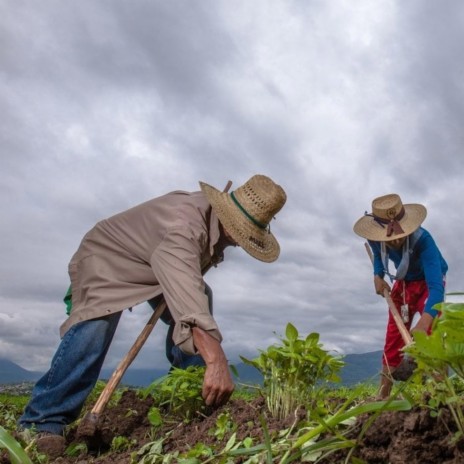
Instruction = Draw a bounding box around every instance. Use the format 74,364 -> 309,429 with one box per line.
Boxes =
241,323 -> 345,419
143,366 -> 207,421
178,441 -> 214,461
287,398 -> 411,462
111,435 -> 137,452
65,442 -> 88,457
147,406 -> 163,427
131,437 -> 168,464
405,294 -> 464,440
209,411 -> 237,440
0,425 -> 33,464
0,395 -> 29,431
131,395 -> 411,464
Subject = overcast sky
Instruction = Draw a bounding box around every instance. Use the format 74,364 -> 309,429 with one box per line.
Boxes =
1,1 -> 464,376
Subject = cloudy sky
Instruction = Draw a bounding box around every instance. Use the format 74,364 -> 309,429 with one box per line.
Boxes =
1,1 -> 463,377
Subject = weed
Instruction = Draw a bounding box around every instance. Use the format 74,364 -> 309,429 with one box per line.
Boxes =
0,425 -> 33,464
65,442 -> 88,457
131,437 -> 168,463
209,412 -> 237,440
0,395 -> 29,431
143,366 -> 207,421
147,406 -> 163,427
241,323 -> 345,419
406,294 -> 464,439
111,435 -> 137,452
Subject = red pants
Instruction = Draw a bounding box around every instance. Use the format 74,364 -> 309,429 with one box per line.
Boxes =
382,280 -> 428,368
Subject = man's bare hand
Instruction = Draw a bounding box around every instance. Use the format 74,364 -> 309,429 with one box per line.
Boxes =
192,327 -> 235,407
202,359 -> 235,407
374,275 -> 391,296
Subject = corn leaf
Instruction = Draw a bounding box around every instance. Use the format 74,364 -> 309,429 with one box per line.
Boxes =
0,426 -> 33,464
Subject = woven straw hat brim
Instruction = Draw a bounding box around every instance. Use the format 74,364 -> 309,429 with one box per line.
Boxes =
353,204 -> 427,241
200,182 -> 280,263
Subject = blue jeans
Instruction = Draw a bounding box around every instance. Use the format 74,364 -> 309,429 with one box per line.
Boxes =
19,287 -> 212,435
19,313 -> 122,435
150,283 -> 213,369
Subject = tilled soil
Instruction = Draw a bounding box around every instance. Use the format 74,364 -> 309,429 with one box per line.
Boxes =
3,390 -> 464,463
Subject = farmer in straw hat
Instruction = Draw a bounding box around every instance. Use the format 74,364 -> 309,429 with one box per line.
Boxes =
19,174 -> 287,456
353,194 -> 448,399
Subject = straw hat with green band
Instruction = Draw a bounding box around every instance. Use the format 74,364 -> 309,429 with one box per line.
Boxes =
353,193 -> 427,242
200,174 -> 287,262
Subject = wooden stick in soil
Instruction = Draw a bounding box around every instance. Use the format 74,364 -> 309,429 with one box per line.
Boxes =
77,300 -> 167,437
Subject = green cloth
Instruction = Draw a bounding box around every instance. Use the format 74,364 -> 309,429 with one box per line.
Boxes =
64,285 -> 73,315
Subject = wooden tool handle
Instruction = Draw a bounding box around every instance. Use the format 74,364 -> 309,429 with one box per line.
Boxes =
383,289 -> 413,345
364,242 -> 374,263
91,300 -> 167,415
364,242 -> 413,346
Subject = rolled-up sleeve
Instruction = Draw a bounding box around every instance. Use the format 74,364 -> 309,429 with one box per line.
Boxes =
150,226 -> 222,355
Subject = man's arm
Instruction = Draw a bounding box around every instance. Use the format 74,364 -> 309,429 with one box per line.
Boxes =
192,326 -> 235,407
151,226 -> 223,355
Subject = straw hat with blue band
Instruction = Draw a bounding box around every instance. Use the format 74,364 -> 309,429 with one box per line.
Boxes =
353,193 -> 427,242
200,174 -> 287,262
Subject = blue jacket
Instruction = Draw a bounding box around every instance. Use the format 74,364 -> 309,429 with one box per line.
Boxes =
369,227 -> 448,317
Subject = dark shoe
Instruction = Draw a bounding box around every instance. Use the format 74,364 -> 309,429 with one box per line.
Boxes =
35,432 -> 66,460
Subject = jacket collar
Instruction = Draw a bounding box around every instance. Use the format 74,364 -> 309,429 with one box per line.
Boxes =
206,208 -> 223,270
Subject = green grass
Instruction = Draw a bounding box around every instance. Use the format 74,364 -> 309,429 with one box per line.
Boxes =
0,394 -> 30,432
0,394 -> 30,409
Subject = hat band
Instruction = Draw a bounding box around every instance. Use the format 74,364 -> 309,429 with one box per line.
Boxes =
371,206 -> 405,237
230,191 -> 268,230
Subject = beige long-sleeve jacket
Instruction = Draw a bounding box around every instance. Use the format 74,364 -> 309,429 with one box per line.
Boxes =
60,190 -> 223,355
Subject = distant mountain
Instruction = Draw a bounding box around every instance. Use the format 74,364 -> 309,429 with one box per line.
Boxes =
0,358 -> 170,387
0,358 -> 43,384
339,350 -> 382,386
99,367 -> 168,387
0,351 -> 383,387
100,362 -> 265,388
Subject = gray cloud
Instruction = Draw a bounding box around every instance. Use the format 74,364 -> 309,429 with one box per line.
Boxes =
1,0 -> 463,375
